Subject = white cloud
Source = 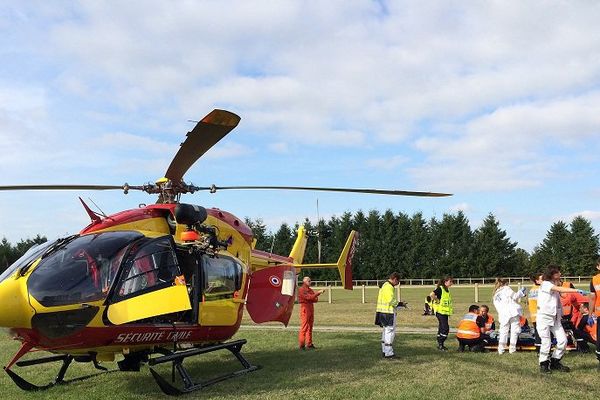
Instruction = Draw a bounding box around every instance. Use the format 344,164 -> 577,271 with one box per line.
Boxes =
449,202 -> 472,213
410,92 -> 600,191
562,210 -> 600,222
203,141 -> 253,160
89,132 -> 176,155
366,155 -> 407,170
268,142 -> 289,154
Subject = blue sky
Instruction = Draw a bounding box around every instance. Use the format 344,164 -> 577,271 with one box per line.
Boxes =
1,1 -> 599,252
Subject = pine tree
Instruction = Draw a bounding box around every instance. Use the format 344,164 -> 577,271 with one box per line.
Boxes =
244,218 -> 270,251
472,213 -> 517,277
407,212 -> 430,278
568,216 -> 599,275
271,223 -> 294,257
531,221 -> 571,272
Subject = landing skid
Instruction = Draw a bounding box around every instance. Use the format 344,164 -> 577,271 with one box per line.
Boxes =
4,354 -> 114,391
148,339 -> 261,396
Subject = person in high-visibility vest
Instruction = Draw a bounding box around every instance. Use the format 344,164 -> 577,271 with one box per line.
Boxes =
528,273 -> 542,350
422,295 -> 434,316
375,272 -> 403,359
493,278 -> 527,354
430,276 -> 454,351
589,257 -> 600,367
536,265 -> 589,373
456,304 -> 488,352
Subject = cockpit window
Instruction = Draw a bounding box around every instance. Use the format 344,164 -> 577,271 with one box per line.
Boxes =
28,231 -> 143,307
114,236 -> 180,300
202,255 -> 244,300
0,238 -> 57,285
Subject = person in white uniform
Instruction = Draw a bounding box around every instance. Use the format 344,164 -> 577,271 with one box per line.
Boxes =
492,278 -> 527,354
536,265 -> 589,373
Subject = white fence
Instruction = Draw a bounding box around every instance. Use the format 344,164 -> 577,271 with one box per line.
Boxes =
310,276 -> 593,288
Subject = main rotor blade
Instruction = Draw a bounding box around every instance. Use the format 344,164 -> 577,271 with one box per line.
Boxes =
0,185 -> 126,191
165,109 -> 240,183
202,185 -> 452,197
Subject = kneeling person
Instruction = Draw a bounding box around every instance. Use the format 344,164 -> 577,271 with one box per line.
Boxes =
456,305 -> 489,352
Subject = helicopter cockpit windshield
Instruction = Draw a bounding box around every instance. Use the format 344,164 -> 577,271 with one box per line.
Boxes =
27,231 -> 143,307
0,238 -> 58,285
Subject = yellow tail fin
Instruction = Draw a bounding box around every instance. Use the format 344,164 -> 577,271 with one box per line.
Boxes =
289,226 -> 308,264
293,230 -> 359,290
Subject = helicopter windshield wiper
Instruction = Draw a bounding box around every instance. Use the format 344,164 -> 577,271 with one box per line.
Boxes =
18,235 -> 79,277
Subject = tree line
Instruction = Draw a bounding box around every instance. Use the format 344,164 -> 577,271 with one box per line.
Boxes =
245,211 -> 599,281
1,211 -> 598,280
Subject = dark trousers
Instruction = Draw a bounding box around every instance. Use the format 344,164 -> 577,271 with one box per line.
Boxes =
596,321 -> 600,362
533,322 -> 541,349
457,337 -> 486,351
436,313 -> 449,345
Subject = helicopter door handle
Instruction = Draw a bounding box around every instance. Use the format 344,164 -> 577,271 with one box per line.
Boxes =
81,303 -> 94,309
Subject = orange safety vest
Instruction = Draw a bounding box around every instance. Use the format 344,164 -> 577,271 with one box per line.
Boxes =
457,312 -> 481,339
482,314 -> 494,332
528,284 -> 539,323
561,281 -> 574,316
593,274 -> 600,314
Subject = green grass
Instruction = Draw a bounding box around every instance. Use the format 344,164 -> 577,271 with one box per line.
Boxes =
243,285 -> 538,329
1,328 -> 599,400
1,283 -> 596,399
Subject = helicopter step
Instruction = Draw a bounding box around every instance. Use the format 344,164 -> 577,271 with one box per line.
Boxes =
148,339 -> 261,396
4,353 -> 115,391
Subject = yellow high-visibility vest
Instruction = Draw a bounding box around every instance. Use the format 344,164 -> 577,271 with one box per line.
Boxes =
437,287 -> 453,316
528,284 -> 539,323
376,281 -> 395,314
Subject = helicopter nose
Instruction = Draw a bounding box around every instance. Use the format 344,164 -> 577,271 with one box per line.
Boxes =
0,275 -> 35,329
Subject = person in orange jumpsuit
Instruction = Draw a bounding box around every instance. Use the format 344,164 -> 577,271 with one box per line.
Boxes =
298,276 -> 324,350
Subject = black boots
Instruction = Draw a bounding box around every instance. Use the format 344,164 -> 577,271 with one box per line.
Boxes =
550,357 -> 570,372
539,360 -> 551,374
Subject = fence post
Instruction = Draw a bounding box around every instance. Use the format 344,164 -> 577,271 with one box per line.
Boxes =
517,282 -> 522,293
362,285 -> 366,304
396,285 -> 400,302
327,286 -> 332,304
475,283 -> 479,303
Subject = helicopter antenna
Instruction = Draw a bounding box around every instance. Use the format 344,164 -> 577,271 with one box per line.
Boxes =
87,197 -> 108,218
269,235 -> 276,256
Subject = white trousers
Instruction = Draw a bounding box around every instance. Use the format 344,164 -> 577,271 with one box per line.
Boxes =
536,313 -> 567,363
381,313 -> 397,357
498,316 -> 521,354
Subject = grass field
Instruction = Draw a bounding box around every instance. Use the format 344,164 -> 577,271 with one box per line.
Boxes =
243,284 -> 548,329
1,284 -> 597,399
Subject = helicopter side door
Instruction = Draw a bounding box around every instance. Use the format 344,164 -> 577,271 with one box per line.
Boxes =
245,265 -> 296,326
106,236 -> 192,325
198,254 -> 245,326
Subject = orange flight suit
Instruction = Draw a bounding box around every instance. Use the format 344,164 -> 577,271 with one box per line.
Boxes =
298,284 -> 320,348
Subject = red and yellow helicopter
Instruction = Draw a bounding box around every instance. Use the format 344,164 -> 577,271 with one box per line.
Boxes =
0,109 -> 450,394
